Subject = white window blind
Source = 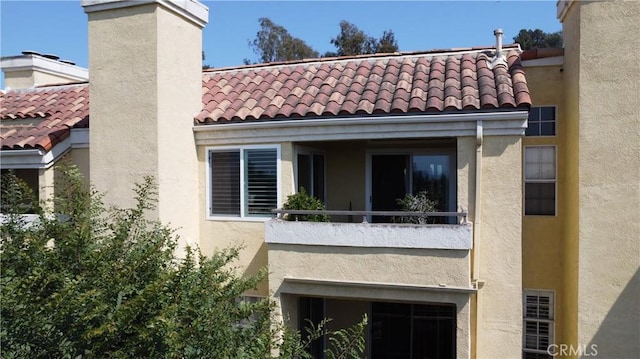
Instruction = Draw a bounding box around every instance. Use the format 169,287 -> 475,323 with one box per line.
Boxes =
210,151 -> 241,215
523,290 -> 554,358
244,149 -> 277,216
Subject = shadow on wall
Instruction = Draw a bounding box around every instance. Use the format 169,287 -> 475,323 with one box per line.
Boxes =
589,267 -> 640,357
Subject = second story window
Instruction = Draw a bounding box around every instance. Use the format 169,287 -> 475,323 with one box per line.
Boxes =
208,146 -> 280,219
526,106 -> 556,136
524,146 -> 556,216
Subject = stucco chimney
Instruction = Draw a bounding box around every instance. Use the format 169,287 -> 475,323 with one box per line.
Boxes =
1,51 -> 88,89
82,0 -> 208,249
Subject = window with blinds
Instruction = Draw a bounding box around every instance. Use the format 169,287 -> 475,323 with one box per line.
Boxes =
208,146 -> 279,218
244,149 -> 277,216
524,146 -> 556,215
523,290 -> 554,359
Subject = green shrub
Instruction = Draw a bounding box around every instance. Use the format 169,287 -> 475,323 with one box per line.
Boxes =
282,187 -> 329,222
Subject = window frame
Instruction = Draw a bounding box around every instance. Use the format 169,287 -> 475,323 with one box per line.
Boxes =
206,145 -> 281,221
522,289 -> 555,358
294,146 -> 327,203
365,148 -> 457,213
523,145 -> 557,216
526,106 -> 557,137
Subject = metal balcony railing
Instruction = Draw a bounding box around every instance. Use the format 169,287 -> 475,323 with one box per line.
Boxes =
272,209 -> 468,224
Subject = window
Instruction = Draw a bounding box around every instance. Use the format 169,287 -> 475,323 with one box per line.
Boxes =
296,149 -> 325,202
369,151 -> 456,223
371,302 -> 456,358
208,146 -> 280,218
526,106 -> 556,136
523,290 -> 554,359
524,146 -> 556,215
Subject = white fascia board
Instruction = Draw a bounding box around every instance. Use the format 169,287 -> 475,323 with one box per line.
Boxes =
81,0 -> 209,28
194,111 -> 529,146
521,56 -> 564,67
70,128 -> 90,148
0,137 -> 71,169
0,56 -> 88,82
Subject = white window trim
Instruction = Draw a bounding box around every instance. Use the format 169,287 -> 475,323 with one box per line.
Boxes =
526,105 -> 558,138
206,144 -> 281,222
523,145 -> 557,216
523,289 -> 556,356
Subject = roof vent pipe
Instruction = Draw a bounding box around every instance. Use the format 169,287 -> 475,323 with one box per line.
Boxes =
490,28 -> 507,68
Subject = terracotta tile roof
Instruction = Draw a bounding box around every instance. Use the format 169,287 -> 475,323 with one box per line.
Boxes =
197,47 -> 531,124
0,83 -> 89,151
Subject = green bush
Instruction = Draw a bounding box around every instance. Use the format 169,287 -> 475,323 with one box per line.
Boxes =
282,187 -> 330,222
0,166 -> 364,358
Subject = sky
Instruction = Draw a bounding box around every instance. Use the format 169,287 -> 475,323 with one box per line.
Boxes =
0,0 -> 562,86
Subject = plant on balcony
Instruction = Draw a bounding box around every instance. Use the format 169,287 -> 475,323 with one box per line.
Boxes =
395,191 -> 439,224
282,187 -> 329,222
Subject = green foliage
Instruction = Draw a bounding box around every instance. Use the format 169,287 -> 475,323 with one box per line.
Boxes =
1,166 -> 273,358
250,17 -> 319,63
1,170 -> 40,214
282,187 -> 329,222
396,191 -> 439,224
329,21 -> 399,56
0,165 -> 366,358
513,29 -> 563,50
279,315 -> 368,359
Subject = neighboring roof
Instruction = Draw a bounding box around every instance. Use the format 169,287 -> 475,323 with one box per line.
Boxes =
197,46 -> 531,124
0,83 -> 89,151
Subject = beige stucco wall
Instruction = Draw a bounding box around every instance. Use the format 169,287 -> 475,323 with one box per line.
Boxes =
269,245 -> 472,358
521,64 -> 567,345
3,70 -> 82,89
197,142 -> 295,295
474,135 -> 523,359
561,2 -> 640,357
87,3 -> 202,251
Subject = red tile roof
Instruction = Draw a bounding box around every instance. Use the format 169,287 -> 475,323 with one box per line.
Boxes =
0,47 -> 532,152
1,83 -> 89,151
197,47 -> 530,124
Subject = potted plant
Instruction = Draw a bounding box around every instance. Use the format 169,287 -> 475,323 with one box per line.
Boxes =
282,188 -> 330,222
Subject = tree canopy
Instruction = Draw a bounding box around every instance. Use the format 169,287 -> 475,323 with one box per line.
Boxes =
329,21 -> 398,57
249,17 -> 319,63
0,166 -> 366,358
513,29 -> 563,50
247,18 -> 399,63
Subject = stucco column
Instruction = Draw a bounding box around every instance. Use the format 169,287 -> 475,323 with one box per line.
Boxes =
83,0 -> 208,250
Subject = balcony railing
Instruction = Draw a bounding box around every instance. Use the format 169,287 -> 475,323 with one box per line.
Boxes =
272,209 -> 468,224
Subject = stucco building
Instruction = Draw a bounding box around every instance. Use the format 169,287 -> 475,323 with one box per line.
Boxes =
1,1 -> 638,358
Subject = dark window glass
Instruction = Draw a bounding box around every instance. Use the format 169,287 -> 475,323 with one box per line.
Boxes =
526,106 -> 556,136
525,183 -> 555,215
372,302 -> 456,359
297,154 -> 311,194
210,151 -> 240,215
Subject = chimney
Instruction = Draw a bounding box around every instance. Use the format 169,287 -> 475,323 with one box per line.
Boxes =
1,51 -> 88,89
490,28 -> 507,68
82,0 -> 208,249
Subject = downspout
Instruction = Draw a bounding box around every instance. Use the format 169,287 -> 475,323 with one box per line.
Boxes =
473,120 -> 483,287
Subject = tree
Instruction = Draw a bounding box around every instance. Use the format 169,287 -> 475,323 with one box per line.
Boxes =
249,17 -> 319,63
513,29 -> 563,50
329,21 -> 399,56
0,166 -> 366,358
